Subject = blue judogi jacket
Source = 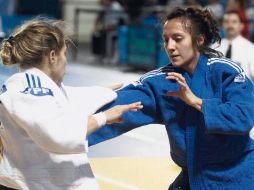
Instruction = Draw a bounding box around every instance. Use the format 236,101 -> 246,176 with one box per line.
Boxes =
89,54 -> 254,189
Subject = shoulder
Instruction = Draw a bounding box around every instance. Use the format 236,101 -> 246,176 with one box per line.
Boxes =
131,65 -> 171,86
207,57 -> 243,74
2,70 -> 54,98
2,72 -> 27,92
220,38 -> 228,44
127,64 -> 181,93
207,57 -> 247,83
0,72 -> 31,109
242,37 -> 254,48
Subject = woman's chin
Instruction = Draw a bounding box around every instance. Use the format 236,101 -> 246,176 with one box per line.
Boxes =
171,61 -> 183,68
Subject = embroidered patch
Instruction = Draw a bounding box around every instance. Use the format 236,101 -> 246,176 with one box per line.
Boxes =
21,87 -> 54,97
234,72 -> 246,83
131,80 -> 143,86
22,73 -> 54,96
0,85 -> 7,95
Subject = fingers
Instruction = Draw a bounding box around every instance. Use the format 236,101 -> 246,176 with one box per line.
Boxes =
128,102 -> 143,112
167,72 -> 185,81
122,101 -> 143,113
166,72 -> 187,88
108,83 -> 123,90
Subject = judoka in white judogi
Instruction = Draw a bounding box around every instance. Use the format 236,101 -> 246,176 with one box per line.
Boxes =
0,67 -> 117,190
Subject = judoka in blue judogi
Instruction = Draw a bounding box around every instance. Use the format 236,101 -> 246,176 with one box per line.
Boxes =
89,54 -> 254,189
89,7 -> 254,190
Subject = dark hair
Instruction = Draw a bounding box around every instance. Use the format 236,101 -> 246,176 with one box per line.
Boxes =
224,10 -> 243,23
164,7 -> 222,58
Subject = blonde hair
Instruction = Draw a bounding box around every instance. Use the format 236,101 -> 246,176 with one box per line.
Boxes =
0,18 -> 70,68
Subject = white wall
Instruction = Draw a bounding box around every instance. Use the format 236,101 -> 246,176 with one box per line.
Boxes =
62,0 -> 100,42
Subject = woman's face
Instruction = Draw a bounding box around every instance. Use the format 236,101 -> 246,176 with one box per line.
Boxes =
51,44 -> 67,85
163,18 -> 199,72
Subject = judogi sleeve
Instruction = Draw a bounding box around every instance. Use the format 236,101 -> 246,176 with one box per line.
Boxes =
89,77 -> 164,146
202,67 -> 254,135
1,80 -> 116,154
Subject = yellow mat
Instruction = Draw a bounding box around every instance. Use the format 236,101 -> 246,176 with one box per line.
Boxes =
90,157 -> 180,190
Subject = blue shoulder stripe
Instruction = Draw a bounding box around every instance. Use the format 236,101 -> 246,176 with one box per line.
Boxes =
208,58 -> 243,73
140,68 -> 163,82
25,74 -> 43,88
37,76 -> 42,88
210,57 -> 242,70
31,74 -> 36,87
25,73 -> 31,88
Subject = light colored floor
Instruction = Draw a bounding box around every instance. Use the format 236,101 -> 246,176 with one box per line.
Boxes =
90,157 -> 180,190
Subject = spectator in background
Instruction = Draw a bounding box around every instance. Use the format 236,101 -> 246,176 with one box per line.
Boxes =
0,0 -> 17,15
120,0 -> 145,23
227,0 -> 249,39
0,0 -> 18,44
93,0 -> 125,33
91,0 -> 127,60
0,18 -> 4,40
246,1 -> 254,41
186,0 -> 202,8
215,10 -> 254,81
206,0 -> 224,19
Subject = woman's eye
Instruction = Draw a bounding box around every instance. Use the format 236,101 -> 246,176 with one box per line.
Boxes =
175,37 -> 182,42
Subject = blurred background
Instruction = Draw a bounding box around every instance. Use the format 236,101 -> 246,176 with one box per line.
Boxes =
0,0 -> 254,189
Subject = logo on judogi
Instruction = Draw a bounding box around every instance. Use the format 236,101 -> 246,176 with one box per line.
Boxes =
21,73 -> 54,97
0,85 -> 7,95
21,87 -> 53,96
234,72 -> 246,83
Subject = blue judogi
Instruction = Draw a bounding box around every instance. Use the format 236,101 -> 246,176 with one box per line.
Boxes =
89,54 -> 254,189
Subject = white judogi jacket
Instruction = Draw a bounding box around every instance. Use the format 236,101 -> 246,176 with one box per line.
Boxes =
215,35 -> 254,79
0,68 -> 117,190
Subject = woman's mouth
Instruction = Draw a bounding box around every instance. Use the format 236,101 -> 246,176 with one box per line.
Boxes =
170,55 -> 180,61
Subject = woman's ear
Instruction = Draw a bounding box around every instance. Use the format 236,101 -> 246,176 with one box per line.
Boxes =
196,34 -> 205,47
48,50 -> 57,65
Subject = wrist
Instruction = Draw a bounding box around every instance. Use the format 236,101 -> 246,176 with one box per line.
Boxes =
93,112 -> 107,127
189,97 -> 202,111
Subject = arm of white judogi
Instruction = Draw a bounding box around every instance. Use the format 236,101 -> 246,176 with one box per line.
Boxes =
202,70 -> 254,135
0,72 -> 117,154
7,86 -> 116,154
64,86 -> 117,115
2,92 -> 89,154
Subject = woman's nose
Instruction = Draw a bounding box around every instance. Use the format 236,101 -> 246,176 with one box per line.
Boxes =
166,39 -> 176,51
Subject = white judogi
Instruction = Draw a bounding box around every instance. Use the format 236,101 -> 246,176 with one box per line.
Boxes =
0,68 -> 117,190
215,35 -> 254,79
